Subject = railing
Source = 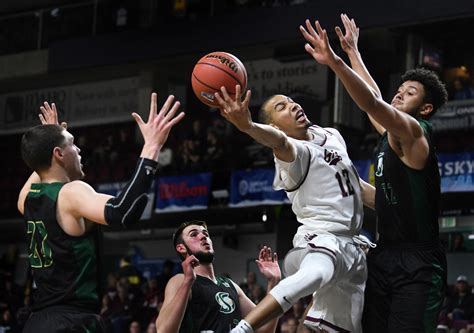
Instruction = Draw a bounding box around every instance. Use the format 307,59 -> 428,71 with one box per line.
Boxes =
0,1 -> 96,55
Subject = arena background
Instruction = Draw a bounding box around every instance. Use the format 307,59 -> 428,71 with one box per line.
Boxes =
0,1 -> 473,332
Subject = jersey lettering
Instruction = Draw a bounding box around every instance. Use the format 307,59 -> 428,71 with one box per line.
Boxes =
381,182 -> 398,205
27,221 -> 53,268
335,169 -> 355,197
215,292 -> 235,314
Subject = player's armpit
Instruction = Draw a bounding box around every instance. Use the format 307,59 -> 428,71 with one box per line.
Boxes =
60,181 -> 112,225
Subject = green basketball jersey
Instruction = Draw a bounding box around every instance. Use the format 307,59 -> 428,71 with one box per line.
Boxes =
180,275 -> 242,332
374,120 -> 441,244
23,182 -> 100,312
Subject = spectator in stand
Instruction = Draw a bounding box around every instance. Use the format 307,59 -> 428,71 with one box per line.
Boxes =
240,271 -> 263,300
157,147 -> 174,173
178,139 -> 201,171
446,275 -> 474,326
451,233 -> 467,252
0,308 -> 18,332
203,130 -> 225,170
156,260 -> 175,303
129,320 -> 141,333
106,272 -> 119,301
117,255 -> 144,298
146,321 -> 157,333
250,284 -> 266,305
279,317 -> 298,333
453,77 -> 474,100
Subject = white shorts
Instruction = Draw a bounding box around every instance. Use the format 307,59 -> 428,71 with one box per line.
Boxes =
283,233 -> 367,333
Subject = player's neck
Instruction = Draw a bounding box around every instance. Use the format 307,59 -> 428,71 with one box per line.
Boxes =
39,166 -> 70,183
196,263 -> 216,283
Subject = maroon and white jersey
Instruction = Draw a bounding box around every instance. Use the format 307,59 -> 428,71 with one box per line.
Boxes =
273,126 -> 363,248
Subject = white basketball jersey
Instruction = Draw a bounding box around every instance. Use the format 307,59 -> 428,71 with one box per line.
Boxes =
273,126 -> 363,247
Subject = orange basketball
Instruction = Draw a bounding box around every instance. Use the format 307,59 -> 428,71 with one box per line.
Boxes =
191,51 -> 247,107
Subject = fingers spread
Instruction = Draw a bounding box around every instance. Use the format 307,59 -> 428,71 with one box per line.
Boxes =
164,101 -> 181,121
242,90 -> 252,108
148,92 -> 158,121
220,86 -> 232,102
304,43 -> 315,54
168,111 -> 185,127
38,114 -> 46,124
131,112 -> 144,127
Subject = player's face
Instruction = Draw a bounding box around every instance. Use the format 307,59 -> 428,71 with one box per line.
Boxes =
60,131 -> 85,181
390,80 -> 427,116
181,225 -> 214,263
266,95 -> 311,137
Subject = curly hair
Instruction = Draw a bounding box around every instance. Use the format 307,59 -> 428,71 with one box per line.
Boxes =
401,68 -> 448,116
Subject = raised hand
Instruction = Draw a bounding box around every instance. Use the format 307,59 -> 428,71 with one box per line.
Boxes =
132,93 -> 184,150
335,13 -> 360,55
255,246 -> 281,284
299,19 -> 338,66
214,85 -> 253,133
181,255 -> 199,283
39,102 -> 67,128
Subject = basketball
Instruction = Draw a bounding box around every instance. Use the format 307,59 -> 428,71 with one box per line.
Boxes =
191,51 -> 247,107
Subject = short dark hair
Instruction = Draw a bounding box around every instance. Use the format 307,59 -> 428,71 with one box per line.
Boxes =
401,68 -> 448,116
21,124 -> 66,172
258,95 -> 277,124
172,220 -> 208,248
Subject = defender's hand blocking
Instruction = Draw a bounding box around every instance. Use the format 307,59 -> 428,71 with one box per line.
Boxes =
214,85 -> 253,133
132,93 -> 184,150
300,19 -> 338,65
335,14 -> 360,55
256,246 -> 281,283
39,102 -> 67,128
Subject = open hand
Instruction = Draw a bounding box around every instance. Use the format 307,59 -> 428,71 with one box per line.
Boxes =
39,102 -> 67,128
335,13 -> 360,55
132,93 -> 184,150
300,19 -> 338,66
214,85 -> 253,133
256,246 -> 281,284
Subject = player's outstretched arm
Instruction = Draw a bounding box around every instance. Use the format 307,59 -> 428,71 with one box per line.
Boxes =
62,93 -> 184,226
18,102 -> 67,215
156,256 -> 198,333
300,19 -> 423,148
335,13 -> 385,135
215,85 -> 296,162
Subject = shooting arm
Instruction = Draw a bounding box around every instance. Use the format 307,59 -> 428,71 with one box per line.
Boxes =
244,123 -> 296,162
